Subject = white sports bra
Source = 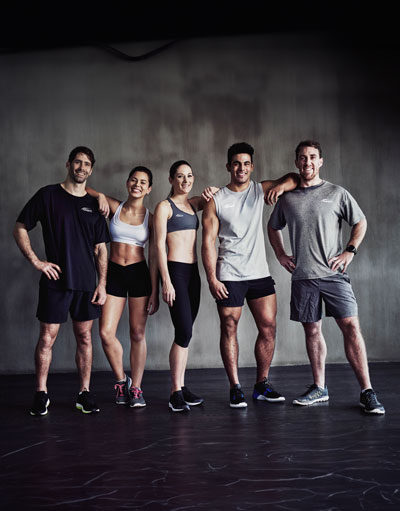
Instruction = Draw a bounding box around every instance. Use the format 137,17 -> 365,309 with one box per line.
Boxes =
109,202 -> 150,247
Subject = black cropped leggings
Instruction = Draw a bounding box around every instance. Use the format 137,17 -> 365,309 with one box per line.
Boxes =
167,261 -> 201,348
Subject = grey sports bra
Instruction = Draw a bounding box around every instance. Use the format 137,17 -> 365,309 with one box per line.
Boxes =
166,198 -> 199,233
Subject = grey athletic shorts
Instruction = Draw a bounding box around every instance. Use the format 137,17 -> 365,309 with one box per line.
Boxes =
290,274 -> 358,323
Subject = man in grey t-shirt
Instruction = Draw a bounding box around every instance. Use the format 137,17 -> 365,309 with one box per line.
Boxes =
268,140 -> 385,414
202,142 -> 299,408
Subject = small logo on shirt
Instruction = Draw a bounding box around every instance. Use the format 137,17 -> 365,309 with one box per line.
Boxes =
321,199 -> 333,203
81,207 -> 93,213
224,204 -> 234,208
176,214 -> 184,217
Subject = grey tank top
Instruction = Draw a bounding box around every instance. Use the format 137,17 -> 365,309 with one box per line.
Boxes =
213,181 -> 270,281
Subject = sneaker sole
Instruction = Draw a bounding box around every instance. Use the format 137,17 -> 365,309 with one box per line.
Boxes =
76,403 -> 100,414
184,400 -> 204,406
253,395 -> 285,402
30,399 -> 50,416
230,402 -> 248,408
115,400 -> 129,405
169,402 -> 190,412
360,403 -> 385,414
130,402 -> 147,408
293,396 -> 329,406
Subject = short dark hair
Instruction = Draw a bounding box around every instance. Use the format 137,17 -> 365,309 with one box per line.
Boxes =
227,142 -> 254,165
68,146 -> 95,166
128,166 -> 153,186
295,140 -> 322,159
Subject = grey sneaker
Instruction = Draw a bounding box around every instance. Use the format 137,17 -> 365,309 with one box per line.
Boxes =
293,384 -> 329,406
114,375 -> 132,405
129,386 -> 146,408
360,389 -> 385,414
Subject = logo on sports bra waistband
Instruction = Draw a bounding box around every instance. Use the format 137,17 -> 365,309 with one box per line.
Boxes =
176,214 -> 184,217
224,204 -> 234,208
321,199 -> 333,203
81,207 -> 93,213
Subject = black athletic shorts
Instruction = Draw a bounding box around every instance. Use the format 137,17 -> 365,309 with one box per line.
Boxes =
216,276 -> 276,308
36,285 -> 101,323
106,260 -> 152,298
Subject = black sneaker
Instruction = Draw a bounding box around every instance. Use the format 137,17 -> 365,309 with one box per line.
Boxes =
182,386 -> 204,406
30,391 -> 50,416
230,384 -> 247,408
253,378 -> 285,402
76,390 -> 100,414
360,389 -> 385,414
114,375 -> 132,405
169,390 -> 190,412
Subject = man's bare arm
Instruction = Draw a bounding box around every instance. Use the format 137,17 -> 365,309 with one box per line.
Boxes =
262,173 -> 300,205
201,199 -> 229,299
328,218 -> 367,273
13,222 -> 62,280
267,225 -> 296,273
92,242 -> 108,305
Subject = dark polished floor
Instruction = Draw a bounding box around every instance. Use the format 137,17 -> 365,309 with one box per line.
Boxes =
1,362 -> 399,511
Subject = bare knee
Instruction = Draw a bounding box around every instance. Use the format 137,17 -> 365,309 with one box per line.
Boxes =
130,326 -> 146,344
303,322 -> 322,338
221,314 -> 239,337
100,325 -> 115,346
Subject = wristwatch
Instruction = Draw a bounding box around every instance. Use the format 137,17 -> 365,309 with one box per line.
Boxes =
346,245 -> 357,255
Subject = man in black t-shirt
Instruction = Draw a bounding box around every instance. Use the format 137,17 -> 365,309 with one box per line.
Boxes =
14,146 -> 110,416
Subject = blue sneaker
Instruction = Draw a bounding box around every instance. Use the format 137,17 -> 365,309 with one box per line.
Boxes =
293,384 -> 329,406
230,384 -> 247,408
253,378 -> 285,402
360,389 -> 385,414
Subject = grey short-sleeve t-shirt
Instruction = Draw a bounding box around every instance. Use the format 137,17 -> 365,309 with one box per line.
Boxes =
268,181 -> 365,280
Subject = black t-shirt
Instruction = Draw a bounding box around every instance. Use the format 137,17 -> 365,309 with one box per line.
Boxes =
17,184 -> 110,292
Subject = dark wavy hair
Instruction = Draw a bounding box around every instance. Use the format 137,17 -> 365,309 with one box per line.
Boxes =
128,166 -> 153,186
68,146 -> 95,166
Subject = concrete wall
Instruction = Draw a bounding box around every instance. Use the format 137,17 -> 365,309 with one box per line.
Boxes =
1,32 -> 399,374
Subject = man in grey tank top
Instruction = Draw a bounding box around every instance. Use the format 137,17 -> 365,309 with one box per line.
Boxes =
268,140 -> 384,414
202,142 -> 299,408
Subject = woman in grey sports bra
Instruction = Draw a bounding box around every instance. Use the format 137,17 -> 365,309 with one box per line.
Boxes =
87,166 -> 159,408
154,160 -> 218,412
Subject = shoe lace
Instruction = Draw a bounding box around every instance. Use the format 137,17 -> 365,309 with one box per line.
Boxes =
363,389 -> 378,406
114,383 -> 125,397
130,387 -> 143,399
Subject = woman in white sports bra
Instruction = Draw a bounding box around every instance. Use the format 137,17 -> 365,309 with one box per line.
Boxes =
154,160 -> 218,412
87,166 -> 158,408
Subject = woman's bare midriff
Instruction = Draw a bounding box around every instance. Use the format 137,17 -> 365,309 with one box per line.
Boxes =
110,242 -> 145,266
166,230 -> 197,263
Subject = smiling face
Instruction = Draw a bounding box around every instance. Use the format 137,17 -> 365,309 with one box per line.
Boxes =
226,153 -> 254,186
295,145 -> 323,186
169,164 -> 194,195
66,152 -> 93,184
126,170 -> 152,198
